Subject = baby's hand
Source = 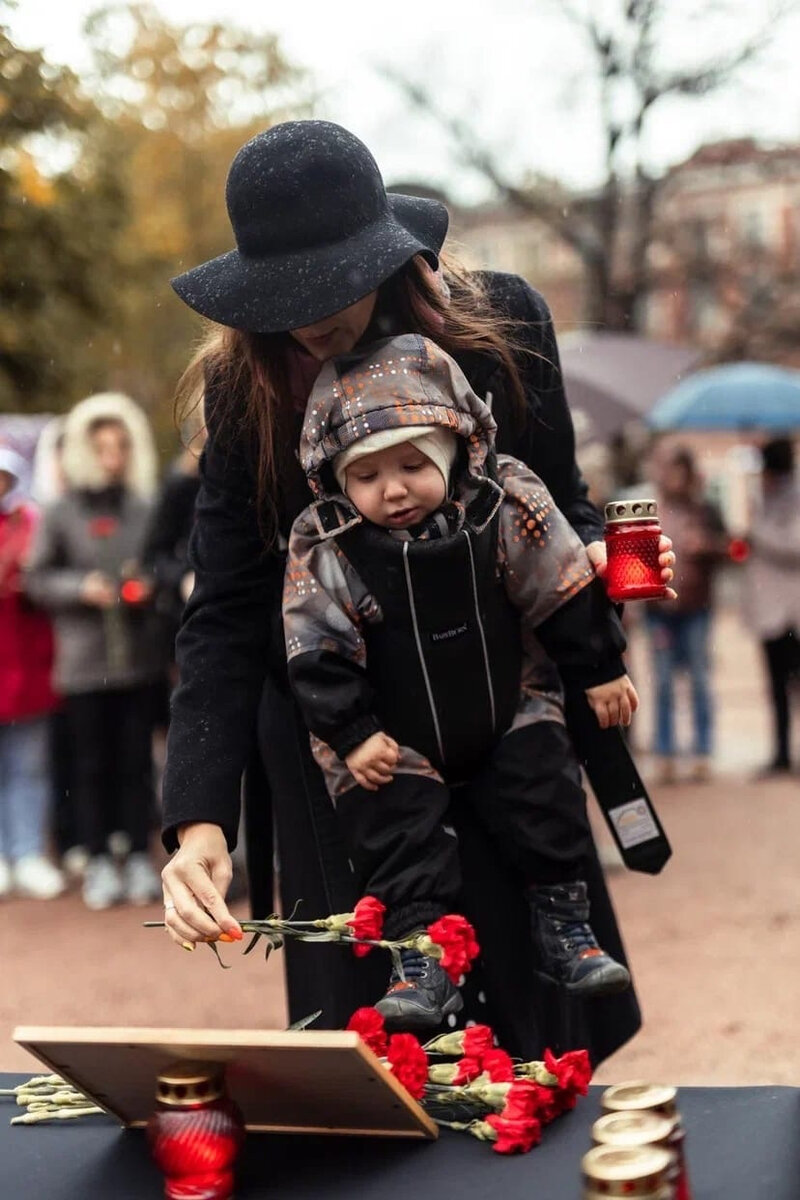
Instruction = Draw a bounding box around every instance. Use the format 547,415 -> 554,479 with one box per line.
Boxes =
346,732 -> 400,791
585,675 -> 639,729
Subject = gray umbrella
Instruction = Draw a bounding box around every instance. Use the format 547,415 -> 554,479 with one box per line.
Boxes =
558,331 -> 702,443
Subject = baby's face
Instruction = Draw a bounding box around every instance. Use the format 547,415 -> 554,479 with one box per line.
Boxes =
345,442 -> 446,529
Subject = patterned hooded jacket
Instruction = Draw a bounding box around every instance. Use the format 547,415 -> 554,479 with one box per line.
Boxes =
283,334 -> 626,797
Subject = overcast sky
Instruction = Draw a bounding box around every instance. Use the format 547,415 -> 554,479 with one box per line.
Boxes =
9,0 -> 800,203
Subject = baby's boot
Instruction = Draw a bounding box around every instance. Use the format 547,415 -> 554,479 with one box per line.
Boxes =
375,940 -> 463,1033
528,881 -> 631,997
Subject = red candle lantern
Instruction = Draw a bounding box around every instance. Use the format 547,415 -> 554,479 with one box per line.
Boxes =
604,499 -> 667,604
120,578 -> 148,605
727,537 -> 750,564
147,1061 -> 245,1200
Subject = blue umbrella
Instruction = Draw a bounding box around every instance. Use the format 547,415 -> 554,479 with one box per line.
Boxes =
648,362 -> 800,431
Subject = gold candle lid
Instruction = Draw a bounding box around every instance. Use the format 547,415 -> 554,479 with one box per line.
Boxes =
155,1061 -> 224,1107
582,1145 -> 672,1194
601,1080 -> 677,1117
593,1110 -> 675,1148
604,498 -> 659,524
584,1189 -> 674,1200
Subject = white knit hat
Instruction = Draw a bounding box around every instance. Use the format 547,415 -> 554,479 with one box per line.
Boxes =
334,425 -> 458,497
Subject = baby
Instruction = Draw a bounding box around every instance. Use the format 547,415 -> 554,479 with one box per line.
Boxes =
283,334 -> 637,1032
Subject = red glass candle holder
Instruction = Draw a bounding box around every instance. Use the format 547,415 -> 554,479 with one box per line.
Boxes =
147,1062 -> 245,1200
604,499 -> 667,603
727,537 -> 750,564
120,578 -> 149,605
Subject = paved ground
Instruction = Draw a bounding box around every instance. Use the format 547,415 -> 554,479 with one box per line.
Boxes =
3,606 -> 799,1085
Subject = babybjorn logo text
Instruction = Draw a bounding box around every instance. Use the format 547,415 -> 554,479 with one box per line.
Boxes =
430,623 -> 468,643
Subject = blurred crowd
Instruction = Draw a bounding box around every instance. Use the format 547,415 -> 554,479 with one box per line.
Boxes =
589,433 -> 800,787
1,388 -> 799,909
0,391 -> 205,909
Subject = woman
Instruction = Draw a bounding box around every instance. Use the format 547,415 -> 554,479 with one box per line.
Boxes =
26,394 -> 164,910
645,446 -> 727,785
161,120 -> 674,1061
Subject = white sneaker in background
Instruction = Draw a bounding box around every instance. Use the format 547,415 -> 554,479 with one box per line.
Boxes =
82,854 -> 123,910
62,845 -> 90,882
107,831 -> 132,859
0,856 -> 11,898
13,855 -> 66,900
122,853 -> 161,906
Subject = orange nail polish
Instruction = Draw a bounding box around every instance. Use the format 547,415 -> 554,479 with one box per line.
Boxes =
217,933 -> 235,943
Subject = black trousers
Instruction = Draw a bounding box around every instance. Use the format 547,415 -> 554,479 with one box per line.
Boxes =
49,707 -> 76,855
335,721 -> 593,939
762,629 -> 800,767
63,685 -> 155,856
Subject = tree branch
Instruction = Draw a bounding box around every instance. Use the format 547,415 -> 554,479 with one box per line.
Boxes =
380,68 -> 604,264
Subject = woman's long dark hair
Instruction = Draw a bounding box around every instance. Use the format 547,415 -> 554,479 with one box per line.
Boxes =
176,252 -> 532,547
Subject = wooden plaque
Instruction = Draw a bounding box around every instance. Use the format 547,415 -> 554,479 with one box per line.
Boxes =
13,1026 -> 437,1139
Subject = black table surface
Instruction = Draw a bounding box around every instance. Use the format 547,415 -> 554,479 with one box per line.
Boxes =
2,1074 -> 799,1199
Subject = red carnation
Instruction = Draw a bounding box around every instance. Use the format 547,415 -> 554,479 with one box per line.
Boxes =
554,1088 -> 578,1114
484,1080 -> 543,1154
386,1033 -> 429,1100
347,895 -> 386,957
486,1112 -> 542,1155
453,1056 -> 483,1085
427,914 -> 480,983
462,1024 -> 494,1062
346,1007 -> 388,1057
482,1048 -> 515,1083
543,1048 -> 592,1097
531,1084 -> 562,1125
503,1079 -> 539,1122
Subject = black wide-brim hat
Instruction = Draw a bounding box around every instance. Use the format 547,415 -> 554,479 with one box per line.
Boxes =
171,120 -> 449,334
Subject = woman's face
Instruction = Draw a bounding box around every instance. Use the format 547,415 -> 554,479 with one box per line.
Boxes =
661,461 -> 693,499
90,421 -> 131,485
289,291 -> 378,361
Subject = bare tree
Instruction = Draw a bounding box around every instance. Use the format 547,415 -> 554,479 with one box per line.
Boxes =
649,138 -> 800,363
385,0 -> 792,331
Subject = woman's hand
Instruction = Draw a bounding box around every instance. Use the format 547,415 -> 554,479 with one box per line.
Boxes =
180,571 -> 195,603
161,822 -> 242,948
585,675 -> 640,729
80,570 -> 117,608
346,732 -> 400,791
586,535 -> 678,600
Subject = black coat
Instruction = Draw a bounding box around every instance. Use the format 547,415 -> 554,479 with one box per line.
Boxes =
162,272 -> 641,1063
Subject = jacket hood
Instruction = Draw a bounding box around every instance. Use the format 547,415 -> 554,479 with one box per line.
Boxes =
61,393 -> 157,497
299,334 -> 498,501
0,445 -> 27,512
0,445 -> 25,488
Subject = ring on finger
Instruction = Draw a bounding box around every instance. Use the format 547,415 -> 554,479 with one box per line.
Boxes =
164,901 -> 176,911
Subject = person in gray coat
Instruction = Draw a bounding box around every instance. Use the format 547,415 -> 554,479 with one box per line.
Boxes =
25,393 -> 164,909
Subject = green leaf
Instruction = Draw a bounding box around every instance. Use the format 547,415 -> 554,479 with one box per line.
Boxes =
243,931 -> 262,956
205,941 -> 231,970
286,1010 -> 323,1031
